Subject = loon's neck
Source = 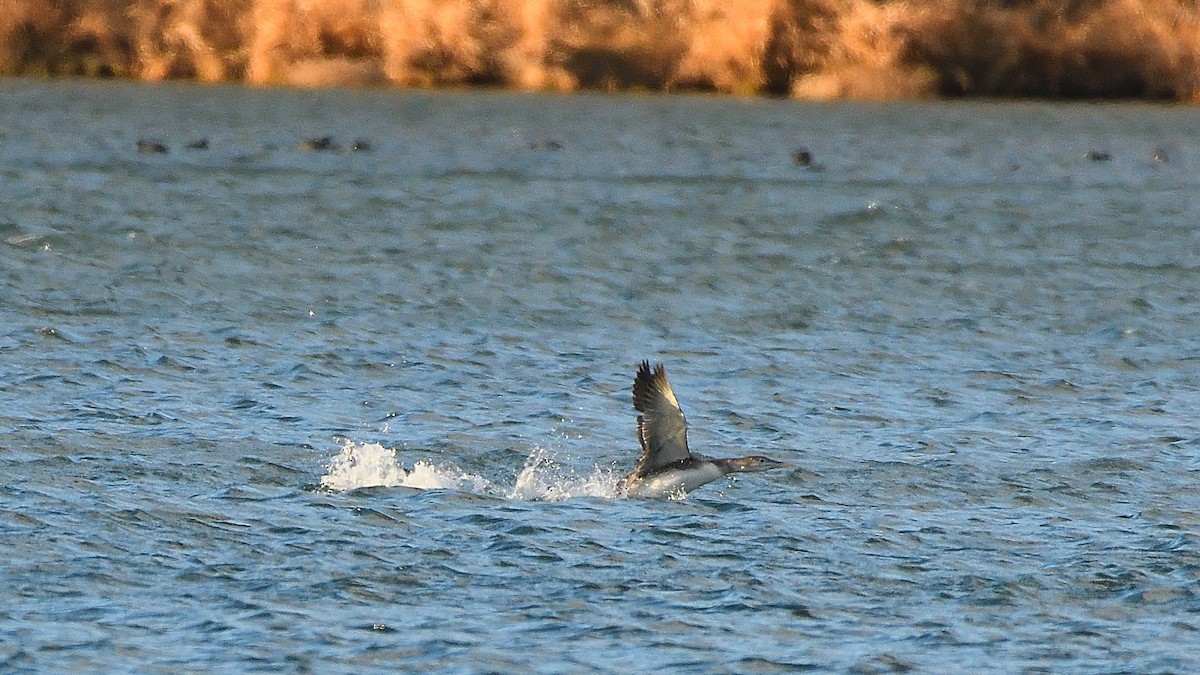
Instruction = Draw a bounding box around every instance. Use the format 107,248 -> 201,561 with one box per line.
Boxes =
711,456 -> 767,474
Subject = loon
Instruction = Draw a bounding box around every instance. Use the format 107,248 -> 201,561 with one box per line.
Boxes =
618,361 -> 786,498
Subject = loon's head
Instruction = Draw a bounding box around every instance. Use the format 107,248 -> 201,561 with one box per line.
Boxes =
716,455 -> 787,474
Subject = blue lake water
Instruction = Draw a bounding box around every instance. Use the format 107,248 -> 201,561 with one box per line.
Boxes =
3,78 -> 1200,672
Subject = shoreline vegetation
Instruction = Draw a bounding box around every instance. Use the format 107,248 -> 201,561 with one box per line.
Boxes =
3,0 -> 1198,101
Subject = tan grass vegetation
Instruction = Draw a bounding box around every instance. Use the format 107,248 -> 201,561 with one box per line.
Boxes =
2,0 -> 1198,100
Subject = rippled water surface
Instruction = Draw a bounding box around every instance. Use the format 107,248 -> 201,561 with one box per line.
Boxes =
4,79 -> 1200,672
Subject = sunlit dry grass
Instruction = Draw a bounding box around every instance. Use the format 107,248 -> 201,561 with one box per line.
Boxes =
789,0 -> 938,99
132,0 -> 247,82
246,0 -> 382,85
1,0 -> 1198,100
904,0 -> 1200,100
378,0 -> 571,89
670,0 -> 776,94
0,0 -> 132,76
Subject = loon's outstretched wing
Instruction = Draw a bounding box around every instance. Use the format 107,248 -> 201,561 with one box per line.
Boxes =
632,361 -> 692,474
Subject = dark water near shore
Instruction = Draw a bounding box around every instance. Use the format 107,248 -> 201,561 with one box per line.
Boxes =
3,79 -> 1200,672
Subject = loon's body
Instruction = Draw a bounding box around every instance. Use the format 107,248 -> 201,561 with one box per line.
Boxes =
618,361 -> 785,498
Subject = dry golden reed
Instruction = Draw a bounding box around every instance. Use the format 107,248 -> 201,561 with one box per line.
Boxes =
1,0 -> 1197,100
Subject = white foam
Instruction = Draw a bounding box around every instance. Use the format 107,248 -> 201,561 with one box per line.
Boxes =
319,440 -> 621,500
507,446 -> 621,501
320,440 -> 491,492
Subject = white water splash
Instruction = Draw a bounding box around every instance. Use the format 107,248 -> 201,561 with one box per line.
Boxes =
320,440 -> 622,500
507,446 -> 621,501
319,440 -> 491,492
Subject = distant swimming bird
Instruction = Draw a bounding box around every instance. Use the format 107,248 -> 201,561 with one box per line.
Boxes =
137,139 -> 168,154
618,361 -> 786,498
300,136 -> 340,152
